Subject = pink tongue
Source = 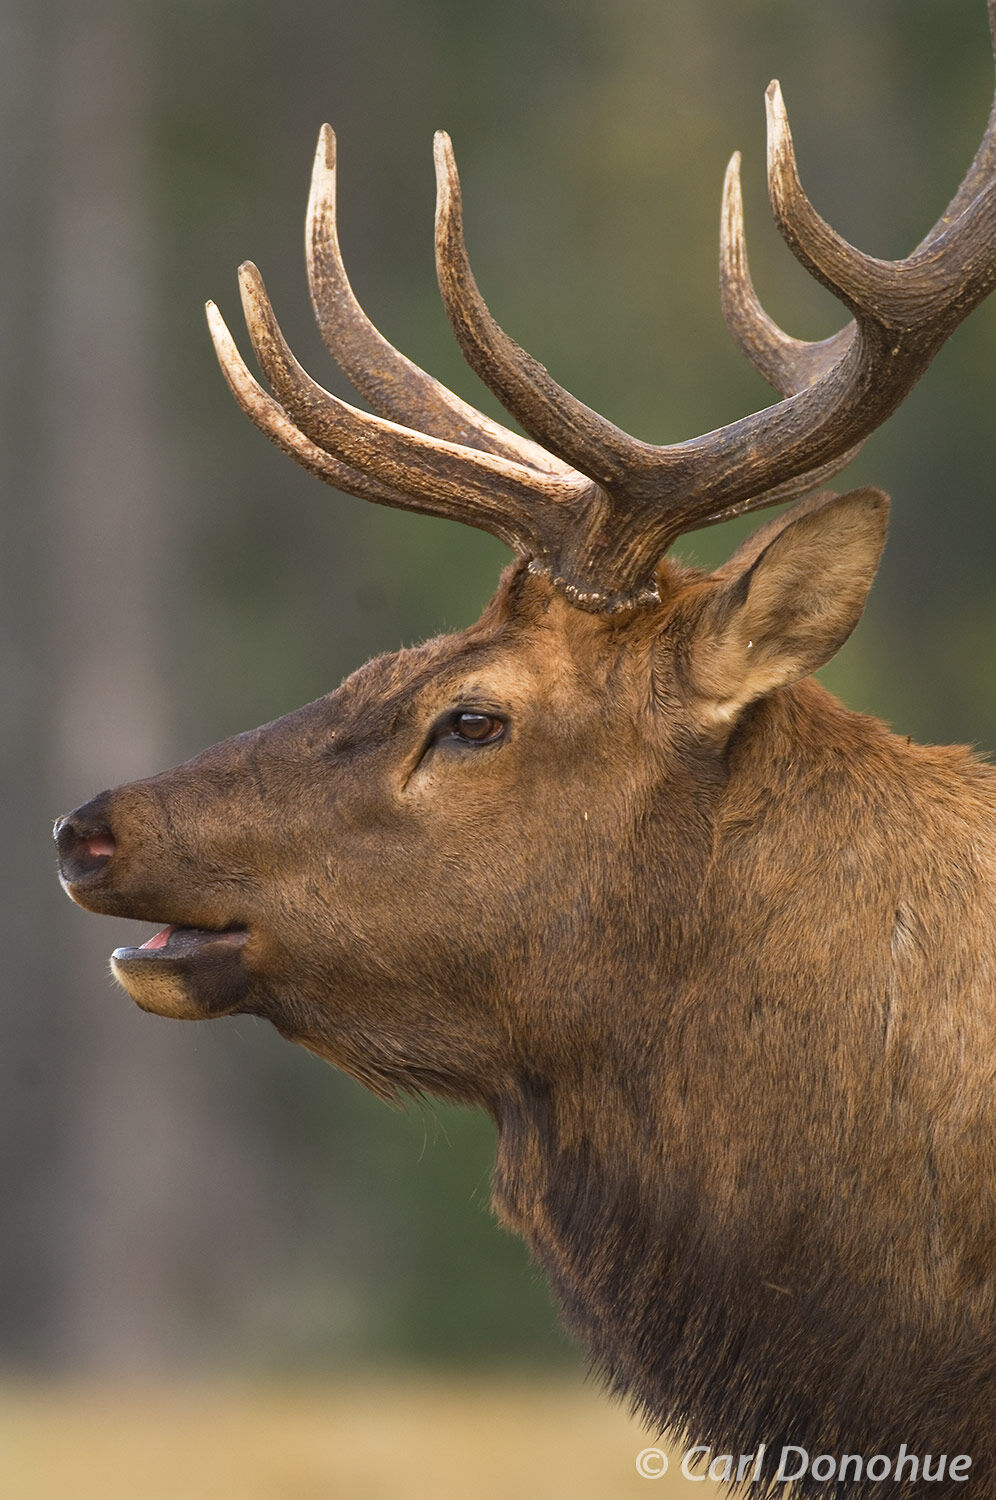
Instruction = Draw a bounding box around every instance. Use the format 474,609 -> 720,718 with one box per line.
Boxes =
140,925 -> 175,951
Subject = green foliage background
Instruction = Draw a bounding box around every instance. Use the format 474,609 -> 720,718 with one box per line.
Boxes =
3,0 -> 996,1375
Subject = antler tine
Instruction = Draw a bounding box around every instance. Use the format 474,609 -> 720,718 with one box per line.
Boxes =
306,126 -> 572,477
232,260 -> 596,558
720,7 -> 996,443
765,75 -> 996,322
763,82 -> 904,320
773,76 -> 996,318
668,71 -> 996,538
719,149 -> 855,398
433,131 -> 663,495
206,298 -> 414,510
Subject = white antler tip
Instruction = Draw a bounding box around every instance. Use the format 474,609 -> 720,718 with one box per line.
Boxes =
433,132 -> 460,221
764,79 -> 796,190
205,300 -> 241,366
765,80 -> 789,133
308,126 -> 337,245
434,131 -> 456,181
236,262 -> 267,324
313,124 -> 336,179
205,299 -> 231,338
720,157 -> 749,283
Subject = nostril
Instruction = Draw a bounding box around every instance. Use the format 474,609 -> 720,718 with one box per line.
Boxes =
84,833 -> 115,858
54,802 -> 117,884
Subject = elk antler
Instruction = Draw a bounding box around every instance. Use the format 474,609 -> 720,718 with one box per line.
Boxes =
303,125 -> 572,478
209,6 -> 996,611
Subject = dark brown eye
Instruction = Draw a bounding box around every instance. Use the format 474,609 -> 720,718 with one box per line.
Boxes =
449,711 -> 506,745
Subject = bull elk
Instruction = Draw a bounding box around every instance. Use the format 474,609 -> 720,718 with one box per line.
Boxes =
56,7 -> 996,1493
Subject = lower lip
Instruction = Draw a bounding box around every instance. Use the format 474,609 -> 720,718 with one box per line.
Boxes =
113,926 -> 249,963
110,926 -> 250,1021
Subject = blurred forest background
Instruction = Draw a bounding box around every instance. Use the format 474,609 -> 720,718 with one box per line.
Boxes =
3,0 -> 996,1424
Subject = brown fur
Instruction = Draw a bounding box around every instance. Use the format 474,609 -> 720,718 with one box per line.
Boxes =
57,489 -> 996,1495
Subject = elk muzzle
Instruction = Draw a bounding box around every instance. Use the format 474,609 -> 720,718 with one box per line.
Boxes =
55,790 -> 251,1022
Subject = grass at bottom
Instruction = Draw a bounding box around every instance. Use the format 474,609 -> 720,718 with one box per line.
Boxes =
0,1371 -> 727,1500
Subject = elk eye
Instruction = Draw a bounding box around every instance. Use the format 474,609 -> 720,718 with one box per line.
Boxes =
446,711 -> 506,745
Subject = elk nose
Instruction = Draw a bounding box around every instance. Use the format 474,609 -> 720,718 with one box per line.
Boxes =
54,793 -> 116,885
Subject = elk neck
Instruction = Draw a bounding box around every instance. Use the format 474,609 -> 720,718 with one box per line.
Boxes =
491,674 -> 996,1455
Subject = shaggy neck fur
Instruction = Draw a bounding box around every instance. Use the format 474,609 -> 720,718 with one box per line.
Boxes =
494,678 -> 996,1497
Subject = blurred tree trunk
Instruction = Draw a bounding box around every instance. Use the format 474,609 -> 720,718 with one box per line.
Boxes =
0,0 -> 264,1371
0,0 -> 55,1367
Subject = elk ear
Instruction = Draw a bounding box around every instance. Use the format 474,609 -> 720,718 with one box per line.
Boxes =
686,487 -> 888,725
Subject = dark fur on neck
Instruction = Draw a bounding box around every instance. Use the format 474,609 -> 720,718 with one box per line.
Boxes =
494,679 -> 996,1497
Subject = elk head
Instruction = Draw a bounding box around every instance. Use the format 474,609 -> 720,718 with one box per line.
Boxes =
55,6 -> 996,1470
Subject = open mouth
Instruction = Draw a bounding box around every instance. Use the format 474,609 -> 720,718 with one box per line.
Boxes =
116,924 -> 248,960
111,924 -> 251,1020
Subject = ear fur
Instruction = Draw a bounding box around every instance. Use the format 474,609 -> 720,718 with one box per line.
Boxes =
687,487 -> 889,726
